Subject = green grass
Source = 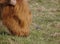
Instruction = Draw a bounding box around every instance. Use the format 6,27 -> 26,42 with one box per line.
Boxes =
0,0 -> 60,44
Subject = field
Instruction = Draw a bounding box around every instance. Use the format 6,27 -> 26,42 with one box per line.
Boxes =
0,0 -> 60,44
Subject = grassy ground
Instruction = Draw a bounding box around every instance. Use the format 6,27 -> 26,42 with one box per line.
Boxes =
0,0 -> 60,44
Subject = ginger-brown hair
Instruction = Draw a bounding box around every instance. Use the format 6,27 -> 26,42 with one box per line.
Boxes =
0,0 -> 32,36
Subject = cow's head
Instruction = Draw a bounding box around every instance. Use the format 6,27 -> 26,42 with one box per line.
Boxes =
0,0 -> 16,6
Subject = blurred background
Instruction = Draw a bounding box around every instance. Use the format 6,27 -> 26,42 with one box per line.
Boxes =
0,0 -> 60,44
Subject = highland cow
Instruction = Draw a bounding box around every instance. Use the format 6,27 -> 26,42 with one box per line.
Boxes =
0,0 -> 32,36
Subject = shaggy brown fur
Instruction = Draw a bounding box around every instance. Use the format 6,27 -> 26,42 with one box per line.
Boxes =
0,0 -> 32,36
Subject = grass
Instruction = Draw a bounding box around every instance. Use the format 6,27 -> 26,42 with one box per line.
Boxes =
0,0 -> 60,44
